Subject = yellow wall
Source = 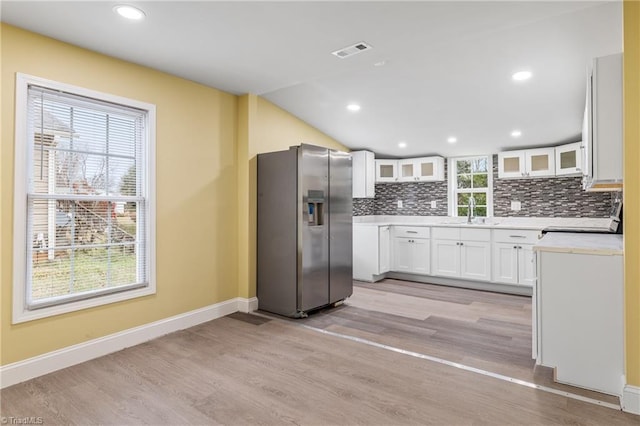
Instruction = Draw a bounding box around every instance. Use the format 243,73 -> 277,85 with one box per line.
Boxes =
0,25 -> 239,365
236,95 -> 348,299
624,1 -> 640,388
1,25 -> 349,366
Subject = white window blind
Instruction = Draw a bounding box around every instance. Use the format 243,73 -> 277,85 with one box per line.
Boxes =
25,84 -> 150,310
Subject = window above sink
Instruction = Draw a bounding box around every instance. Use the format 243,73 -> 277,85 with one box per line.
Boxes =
449,156 -> 494,218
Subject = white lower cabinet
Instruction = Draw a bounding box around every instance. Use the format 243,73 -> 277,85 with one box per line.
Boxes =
431,227 -> 491,281
492,229 -> 540,286
518,245 -> 536,286
393,237 -> 430,274
391,226 -> 430,274
353,224 -> 390,281
460,240 -> 492,281
431,239 -> 459,277
355,223 -> 540,291
493,243 -> 519,284
379,225 -> 391,273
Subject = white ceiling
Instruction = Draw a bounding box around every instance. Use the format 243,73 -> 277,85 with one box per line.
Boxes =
1,1 -> 623,158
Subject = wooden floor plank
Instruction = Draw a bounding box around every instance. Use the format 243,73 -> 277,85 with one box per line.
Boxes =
1,314 -> 636,425
291,279 -> 621,405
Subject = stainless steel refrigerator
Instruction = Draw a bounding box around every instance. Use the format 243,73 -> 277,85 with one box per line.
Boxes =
257,144 -> 353,318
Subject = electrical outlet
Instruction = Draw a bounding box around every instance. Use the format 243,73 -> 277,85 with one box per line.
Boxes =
430,200 -> 437,209
511,200 -> 522,211
397,200 -> 403,208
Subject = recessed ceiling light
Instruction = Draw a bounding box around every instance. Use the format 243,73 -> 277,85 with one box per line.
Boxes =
398,141 -> 407,148
511,130 -> 522,137
113,5 -> 146,20
346,104 -> 361,112
512,71 -> 532,81
447,137 -> 457,144
374,60 -> 387,67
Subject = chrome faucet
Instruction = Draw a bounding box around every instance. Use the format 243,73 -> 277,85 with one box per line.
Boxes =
467,197 -> 476,224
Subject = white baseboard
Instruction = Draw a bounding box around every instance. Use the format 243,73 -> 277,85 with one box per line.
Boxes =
237,296 -> 258,313
622,385 -> 640,415
0,297 -> 255,389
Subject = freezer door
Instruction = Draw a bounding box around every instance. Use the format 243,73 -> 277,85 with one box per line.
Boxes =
257,149 -> 298,316
329,150 -> 353,304
300,145 -> 330,312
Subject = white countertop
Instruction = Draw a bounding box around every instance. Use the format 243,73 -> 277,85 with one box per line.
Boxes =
534,232 -> 623,255
353,215 -> 614,231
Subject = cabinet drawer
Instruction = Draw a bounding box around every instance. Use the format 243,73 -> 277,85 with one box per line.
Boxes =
493,229 -> 541,244
393,226 -> 430,239
460,228 -> 491,242
431,227 -> 459,240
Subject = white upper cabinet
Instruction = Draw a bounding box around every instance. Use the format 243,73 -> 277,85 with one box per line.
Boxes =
526,147 -> 556,177
555,142 -> 583,176
398,159 -> 416,181
498,150 -> 526,178
352,150 -> 375,198
498,148 -> 555,178
398,157 -> 445,182
375,159 -> 398,182
378,156 -> 444,183
583,53 -> 623,191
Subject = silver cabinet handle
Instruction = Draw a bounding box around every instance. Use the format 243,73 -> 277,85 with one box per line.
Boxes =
406,231 -> 419,234
509,235 -> 527,238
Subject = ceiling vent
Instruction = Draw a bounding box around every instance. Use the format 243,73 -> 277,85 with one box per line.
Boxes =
331,42 -> 373,59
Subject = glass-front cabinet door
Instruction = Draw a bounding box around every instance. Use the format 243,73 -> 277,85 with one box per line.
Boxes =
398,157 -> 445,181
397,159 -> 416,181
498,148 -> 556,178
375,159 -> 398,182
415,157 -> 445,181
498,151 -> 526,178
555,142 -> 583,176
526,148 -> 556,177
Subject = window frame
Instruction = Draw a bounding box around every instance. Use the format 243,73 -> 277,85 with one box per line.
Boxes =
12,73 -> 156,324
448,155 -> 494,217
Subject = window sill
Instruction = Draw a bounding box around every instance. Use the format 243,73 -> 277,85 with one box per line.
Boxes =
12,285 -> 156,324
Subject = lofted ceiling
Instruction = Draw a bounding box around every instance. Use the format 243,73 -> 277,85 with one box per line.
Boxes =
1,1 -> 623,158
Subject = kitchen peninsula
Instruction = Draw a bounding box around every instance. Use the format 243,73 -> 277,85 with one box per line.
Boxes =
534,232 -> 624,396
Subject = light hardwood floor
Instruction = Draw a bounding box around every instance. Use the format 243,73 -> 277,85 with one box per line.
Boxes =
293,279 -> 620,405
1,307 -> 637,425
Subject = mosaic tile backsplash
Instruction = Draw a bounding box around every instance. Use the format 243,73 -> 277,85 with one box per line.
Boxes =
491,155 -> 612,217
353,198 -> 375,216
493,175 -> 612,217
353,155 -> 613,218
373,181 -> 449,215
